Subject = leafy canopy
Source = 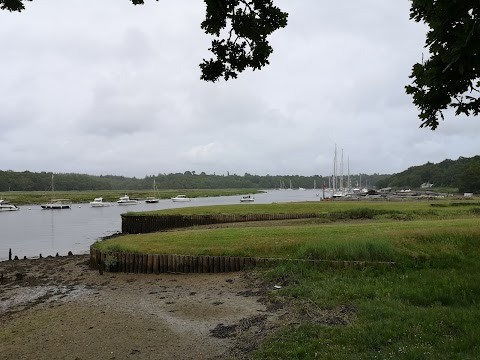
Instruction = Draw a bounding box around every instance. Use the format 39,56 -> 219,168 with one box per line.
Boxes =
407,1 -> 480,129
1,0 -> 288,82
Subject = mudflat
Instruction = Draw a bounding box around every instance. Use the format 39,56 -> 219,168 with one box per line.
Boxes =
0,255 -> 285,360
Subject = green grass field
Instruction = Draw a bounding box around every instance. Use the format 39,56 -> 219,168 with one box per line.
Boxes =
94,200 -> 480,359
128,199 -> 480,216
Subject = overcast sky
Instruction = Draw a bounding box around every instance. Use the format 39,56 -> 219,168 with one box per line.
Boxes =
1,1 -> 478,178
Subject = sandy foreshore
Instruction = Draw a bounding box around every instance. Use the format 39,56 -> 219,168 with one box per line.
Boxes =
0,255 -> 287,360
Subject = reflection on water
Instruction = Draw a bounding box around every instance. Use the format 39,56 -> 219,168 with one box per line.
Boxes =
0,190 -> 326,261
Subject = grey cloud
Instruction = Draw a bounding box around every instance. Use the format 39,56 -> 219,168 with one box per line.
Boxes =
0,1 -> 477,177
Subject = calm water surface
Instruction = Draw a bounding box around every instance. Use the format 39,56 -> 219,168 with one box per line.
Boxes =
0,190 -> 326,261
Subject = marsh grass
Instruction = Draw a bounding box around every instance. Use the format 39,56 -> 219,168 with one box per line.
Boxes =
94,218 -> 479,262
93,201 -> 480,359
131,200 -> 480,220
255,229 -> 480,359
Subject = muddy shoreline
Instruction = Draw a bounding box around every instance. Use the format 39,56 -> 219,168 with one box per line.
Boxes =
0,255 -> 287,360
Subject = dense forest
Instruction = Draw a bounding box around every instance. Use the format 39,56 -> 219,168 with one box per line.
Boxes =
0,170 -> 388,192
376,156 -> 480,193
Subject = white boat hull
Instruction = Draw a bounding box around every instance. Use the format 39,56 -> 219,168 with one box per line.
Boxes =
90,202 -> 111,207
41,204 -> 71,209
0,200 -> 20,211
117,195 -> 139,205
90,197 -> 111,207
171,195 -> 191,202
117,201 -> 139,205
145,198 -> 160,203
0,205 -> 20,211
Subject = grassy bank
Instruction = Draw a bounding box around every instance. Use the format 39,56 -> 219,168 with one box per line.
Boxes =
94,200 -> 480,359
93,217 -> 480,263
255,228 -> 480,359
0,189 -> 260,205
255,254 -> 480,359
128,199 -> 480,217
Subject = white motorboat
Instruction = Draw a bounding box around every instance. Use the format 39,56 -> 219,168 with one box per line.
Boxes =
0,199 -> 20,212
332,192 -> 345,199
240,195 -> 255,203
90,197 -> 111,207
171,195 -> 191,202
117,194 -> 139,205
41,199 -> 72,209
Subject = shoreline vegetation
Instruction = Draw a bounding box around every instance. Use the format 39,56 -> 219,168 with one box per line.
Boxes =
91,199 -> 480,358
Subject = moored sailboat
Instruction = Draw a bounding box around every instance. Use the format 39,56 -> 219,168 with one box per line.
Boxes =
145,179 -> 160,203
41,174 -> 71,209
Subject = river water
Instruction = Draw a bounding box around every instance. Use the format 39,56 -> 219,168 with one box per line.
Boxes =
0,190 -> 328,261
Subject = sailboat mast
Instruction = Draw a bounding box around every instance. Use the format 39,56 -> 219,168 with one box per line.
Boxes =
333,144 -> 337,192
340,149 -> 344,191
347,157 -> 351,191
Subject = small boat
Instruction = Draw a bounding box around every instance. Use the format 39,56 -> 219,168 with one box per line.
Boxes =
332,192 -> 345,199
90,197 -> 111,207
286,180 -> 293,190
171,195 -> 191,202
0,199 -> 20,212
145,180 -> 160,203
240,195 -> 255,203
41,199 -> 72,209
117,194 -> 139,205
41,174 -> 71,209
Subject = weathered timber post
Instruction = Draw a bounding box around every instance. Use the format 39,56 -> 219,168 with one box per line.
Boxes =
147,254 -> 153,274
219,256 -> 225,272
153,255 -> 159,274
161,254 -> 167,273
136,253 -> 141,273
193,256 -> 199,273
202,256 -> 209,273
213,256 -> 220,273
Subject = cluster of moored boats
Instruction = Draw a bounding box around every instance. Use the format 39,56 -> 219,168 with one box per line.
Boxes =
0,194 -> 192,211
108,194 -> 192,206
90,194 -> 192,207
1,192 -> 256,211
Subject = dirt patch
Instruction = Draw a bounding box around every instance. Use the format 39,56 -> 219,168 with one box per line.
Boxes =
0,255 -> 287,360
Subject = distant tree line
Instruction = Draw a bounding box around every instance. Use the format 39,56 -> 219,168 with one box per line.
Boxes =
376,156 -> 480,193
0,170 -> 388,192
